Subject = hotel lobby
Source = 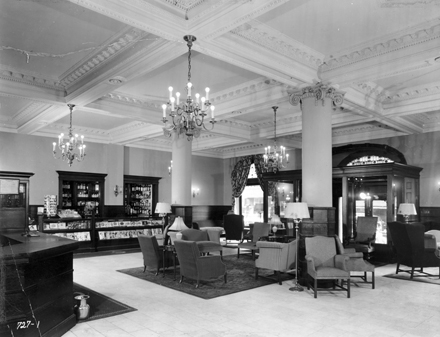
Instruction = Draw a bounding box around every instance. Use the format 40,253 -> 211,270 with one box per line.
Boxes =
1,1 -> 440,336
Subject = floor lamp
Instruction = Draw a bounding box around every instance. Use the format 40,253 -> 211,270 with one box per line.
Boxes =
284,202 -> 310,292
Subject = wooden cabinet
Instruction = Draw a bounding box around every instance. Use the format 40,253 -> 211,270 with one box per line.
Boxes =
0,171 -> 33,231
57,171 -> 107,217
124,175 -> 160,216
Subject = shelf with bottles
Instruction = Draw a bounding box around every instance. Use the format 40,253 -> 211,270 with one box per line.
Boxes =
57,171 -> 106,217
124,175 -> 160,217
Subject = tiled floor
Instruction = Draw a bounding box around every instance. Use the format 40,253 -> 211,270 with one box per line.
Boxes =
65,246 -> 440,337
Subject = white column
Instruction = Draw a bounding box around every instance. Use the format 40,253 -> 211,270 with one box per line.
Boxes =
171,132 -> 192,205
290,83 -> 345,207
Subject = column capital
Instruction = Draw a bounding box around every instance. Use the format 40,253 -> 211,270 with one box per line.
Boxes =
289,82 -> 345,107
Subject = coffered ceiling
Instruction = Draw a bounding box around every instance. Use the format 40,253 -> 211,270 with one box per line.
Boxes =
1,0 -> 440,158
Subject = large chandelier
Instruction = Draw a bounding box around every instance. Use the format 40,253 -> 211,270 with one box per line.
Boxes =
263,106 -> 289,173
52,104 -> 86,167
162,35 -> 216,141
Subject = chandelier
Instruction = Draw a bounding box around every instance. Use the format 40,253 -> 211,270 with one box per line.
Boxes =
263,106 -> 289,173
52,104 -> 86,167
162,35 -> 216,141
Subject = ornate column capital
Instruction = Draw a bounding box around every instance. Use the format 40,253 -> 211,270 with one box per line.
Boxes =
289,82 -> 345,107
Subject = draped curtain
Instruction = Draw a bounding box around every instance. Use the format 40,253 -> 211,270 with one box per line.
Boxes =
230,154 -> 279,210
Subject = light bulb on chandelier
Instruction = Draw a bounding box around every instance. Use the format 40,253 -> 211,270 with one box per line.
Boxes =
52,104 -> 86,167
161,35 -> 216,141
263,106 -> 289,173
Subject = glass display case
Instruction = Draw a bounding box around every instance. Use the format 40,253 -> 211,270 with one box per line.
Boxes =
124,175 -> 161,216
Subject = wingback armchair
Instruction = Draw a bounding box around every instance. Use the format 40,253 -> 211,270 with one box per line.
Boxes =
305,236 -> 351,298
138,235 -> 174,275
173,240 -> 227,288
237,222 -> 270,259
255,239 -> 297,285
388,222 -> 440,278
223,214 -> 244,243
346,216 -> 377,258
180,228 -> 223,257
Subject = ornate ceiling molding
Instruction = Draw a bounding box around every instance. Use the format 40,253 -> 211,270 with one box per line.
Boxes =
12,102 -> 49,126
231,20 -> 323,68
322,21 -> 440,71
202,0 -> 290,40
59,28 -> 145,88
0,69 -> 63,90
379,0 -> 440,7
382,83 -> 440,102
46,122 -> 109,137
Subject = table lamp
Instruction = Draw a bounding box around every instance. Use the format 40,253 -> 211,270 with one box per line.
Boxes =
155,202 -> 171,231
284,202 -> 310,292
270,214 -> 282,235
169,216 -> 189,240
397,203 -> 417,223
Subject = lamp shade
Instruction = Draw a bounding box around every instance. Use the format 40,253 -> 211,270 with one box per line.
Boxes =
270,214 -> 282,225
397,203 -> 417,216
169,216 -> 189,231
284,202 -> 310,219
155,202 -> 171,215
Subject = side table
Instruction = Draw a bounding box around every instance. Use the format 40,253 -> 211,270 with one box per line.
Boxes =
162,245 -> 177,280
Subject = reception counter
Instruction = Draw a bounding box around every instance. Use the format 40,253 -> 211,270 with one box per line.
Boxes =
0,231 -> 79,337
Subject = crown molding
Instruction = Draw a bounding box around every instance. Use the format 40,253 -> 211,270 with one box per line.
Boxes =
322,19 -> 440,72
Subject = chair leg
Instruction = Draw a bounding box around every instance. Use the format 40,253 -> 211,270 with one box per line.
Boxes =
143,265 -> 146,273
237,247 -> 240,259
347,278 -> 350,298
395,263 -> 400,275
314,278 -> 318,298
410,267 -> 414,279
179,276 -> 184,283
372,271 -> 375,289
255,267 -> 259,280
224,273 -> 227,284
277,271 -> 281,285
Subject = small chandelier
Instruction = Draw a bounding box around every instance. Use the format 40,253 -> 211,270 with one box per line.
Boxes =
52,104 -> 86,167
162,35 -> 216,141
263,106 -> 288,173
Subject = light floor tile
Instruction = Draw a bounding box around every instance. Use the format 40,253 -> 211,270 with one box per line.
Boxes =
66,248 -> 440,337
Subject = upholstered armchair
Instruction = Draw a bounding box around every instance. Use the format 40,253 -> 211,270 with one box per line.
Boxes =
388,222 -> 440,278
334,235 -> 375,289
346,216 -> 377,258
179,228 -> 223,257
255,239 -> 297,285
138,235 -> 174,275
223,214 -> 245,243
174,240 -> 227,288
305,236 -> 351,298
237,222 -> 270,259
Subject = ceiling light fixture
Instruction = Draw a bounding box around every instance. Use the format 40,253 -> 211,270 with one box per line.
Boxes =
161,35 -> 216,141
52,104 -> 86,167
263,106 -> 288,173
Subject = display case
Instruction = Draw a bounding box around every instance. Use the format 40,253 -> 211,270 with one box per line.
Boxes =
57,171 -> 107,217
41,217 -> 93,253
95,217 -> 163,251
41,216 -> 163,252
124,175 -> 161,216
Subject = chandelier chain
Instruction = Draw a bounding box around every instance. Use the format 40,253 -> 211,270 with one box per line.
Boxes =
187,40 -> 192,84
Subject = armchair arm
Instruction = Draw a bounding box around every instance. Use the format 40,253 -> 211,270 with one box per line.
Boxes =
256,241 -> 285,249
196,255 -> 226,279
334,254 -> 349,270
424,233 -> 437,251
342,251 -> 364,258
305,255 -> 317,273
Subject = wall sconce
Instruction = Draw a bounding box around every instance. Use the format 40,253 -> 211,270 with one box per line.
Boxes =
114,185 -> 121,197
168,160 -> 173,175
192,188 -> 199,198
438,181 -> 440,191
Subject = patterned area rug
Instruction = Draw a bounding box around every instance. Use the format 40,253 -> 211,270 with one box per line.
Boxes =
73,283 -> 137,322
383,267 -> 440,285
117,254 -> 295,299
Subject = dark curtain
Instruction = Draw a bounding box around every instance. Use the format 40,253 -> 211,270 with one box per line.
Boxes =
230,154 -> 279,210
